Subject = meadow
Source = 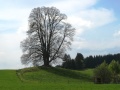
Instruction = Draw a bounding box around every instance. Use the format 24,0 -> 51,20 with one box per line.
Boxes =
0,67 -> 119,90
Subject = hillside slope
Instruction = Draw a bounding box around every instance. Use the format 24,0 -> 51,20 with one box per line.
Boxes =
18,67 -> 93,83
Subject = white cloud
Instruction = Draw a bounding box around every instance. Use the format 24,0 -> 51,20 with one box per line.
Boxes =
0,22 -> 27,69
68,7 -> 116,53
67,16 -> 93,28
66,17 -> 93,36
0,8 -> 30,21
0,52 -> 4,56
79,8 -> 116,28
0,5 -> 28,69
48,0 -> 97,12
72,39 -> 120,52
0,2 -> 31,69
113,30 -> 120,37
17,21 -> 28,35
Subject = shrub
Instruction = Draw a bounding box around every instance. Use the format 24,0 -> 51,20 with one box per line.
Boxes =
94,61 -> 112,84
108,60 -> 120,83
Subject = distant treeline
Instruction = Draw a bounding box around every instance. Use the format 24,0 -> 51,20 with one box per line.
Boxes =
84,53 -> 120,68
59,53 -> 120,70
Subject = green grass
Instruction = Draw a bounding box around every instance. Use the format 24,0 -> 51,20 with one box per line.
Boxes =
19,67 -> 92,83
0,67 -> 119,90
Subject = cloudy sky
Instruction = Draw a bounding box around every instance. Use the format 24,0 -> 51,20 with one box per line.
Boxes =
0,0 -> 120,69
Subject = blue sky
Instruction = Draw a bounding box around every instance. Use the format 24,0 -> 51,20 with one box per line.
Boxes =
0,0 -> 120,69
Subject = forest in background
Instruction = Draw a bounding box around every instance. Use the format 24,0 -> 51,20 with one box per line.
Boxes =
60,53 -> 120,70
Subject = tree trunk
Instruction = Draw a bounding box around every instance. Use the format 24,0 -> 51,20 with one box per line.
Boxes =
44,59 -> 50,67
43,52 -> 50,67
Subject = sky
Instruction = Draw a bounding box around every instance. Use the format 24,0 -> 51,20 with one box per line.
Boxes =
0,0 -> 120,69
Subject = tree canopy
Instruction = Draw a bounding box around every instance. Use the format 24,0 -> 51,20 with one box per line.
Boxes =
20,7 -> 75,67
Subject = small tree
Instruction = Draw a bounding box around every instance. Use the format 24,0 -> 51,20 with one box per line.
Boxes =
62,54 -> 72,69
63,54 -> 71,61
94,61 -> 112,83
108,60 -> 120,83
62,54 -> 76,69
75,53 -> 84,70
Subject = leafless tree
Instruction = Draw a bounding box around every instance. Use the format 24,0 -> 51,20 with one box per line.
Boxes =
20,7 -> 75,67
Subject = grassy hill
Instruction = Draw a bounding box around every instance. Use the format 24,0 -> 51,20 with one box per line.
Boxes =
17,67 -> 93,83
0,67 -> 119,90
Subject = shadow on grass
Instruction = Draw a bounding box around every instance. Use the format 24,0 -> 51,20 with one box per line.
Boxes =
38,66 -> 92,82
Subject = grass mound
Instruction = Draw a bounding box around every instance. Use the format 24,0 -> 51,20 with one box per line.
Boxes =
17,66 -> 93,83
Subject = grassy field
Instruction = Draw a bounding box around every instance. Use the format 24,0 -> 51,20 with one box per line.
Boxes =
0,67 -> 120,90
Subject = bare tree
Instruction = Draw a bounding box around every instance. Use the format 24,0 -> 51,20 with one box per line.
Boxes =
20,7 -> 75,67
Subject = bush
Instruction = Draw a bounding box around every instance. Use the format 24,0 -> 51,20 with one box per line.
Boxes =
94,61 -> 112,84
109,60 -> 120,75
108,60 -> 120,83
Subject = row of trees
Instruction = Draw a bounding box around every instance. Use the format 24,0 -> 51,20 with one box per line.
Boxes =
61,53 -> 120,70
84,53 -> 120,68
